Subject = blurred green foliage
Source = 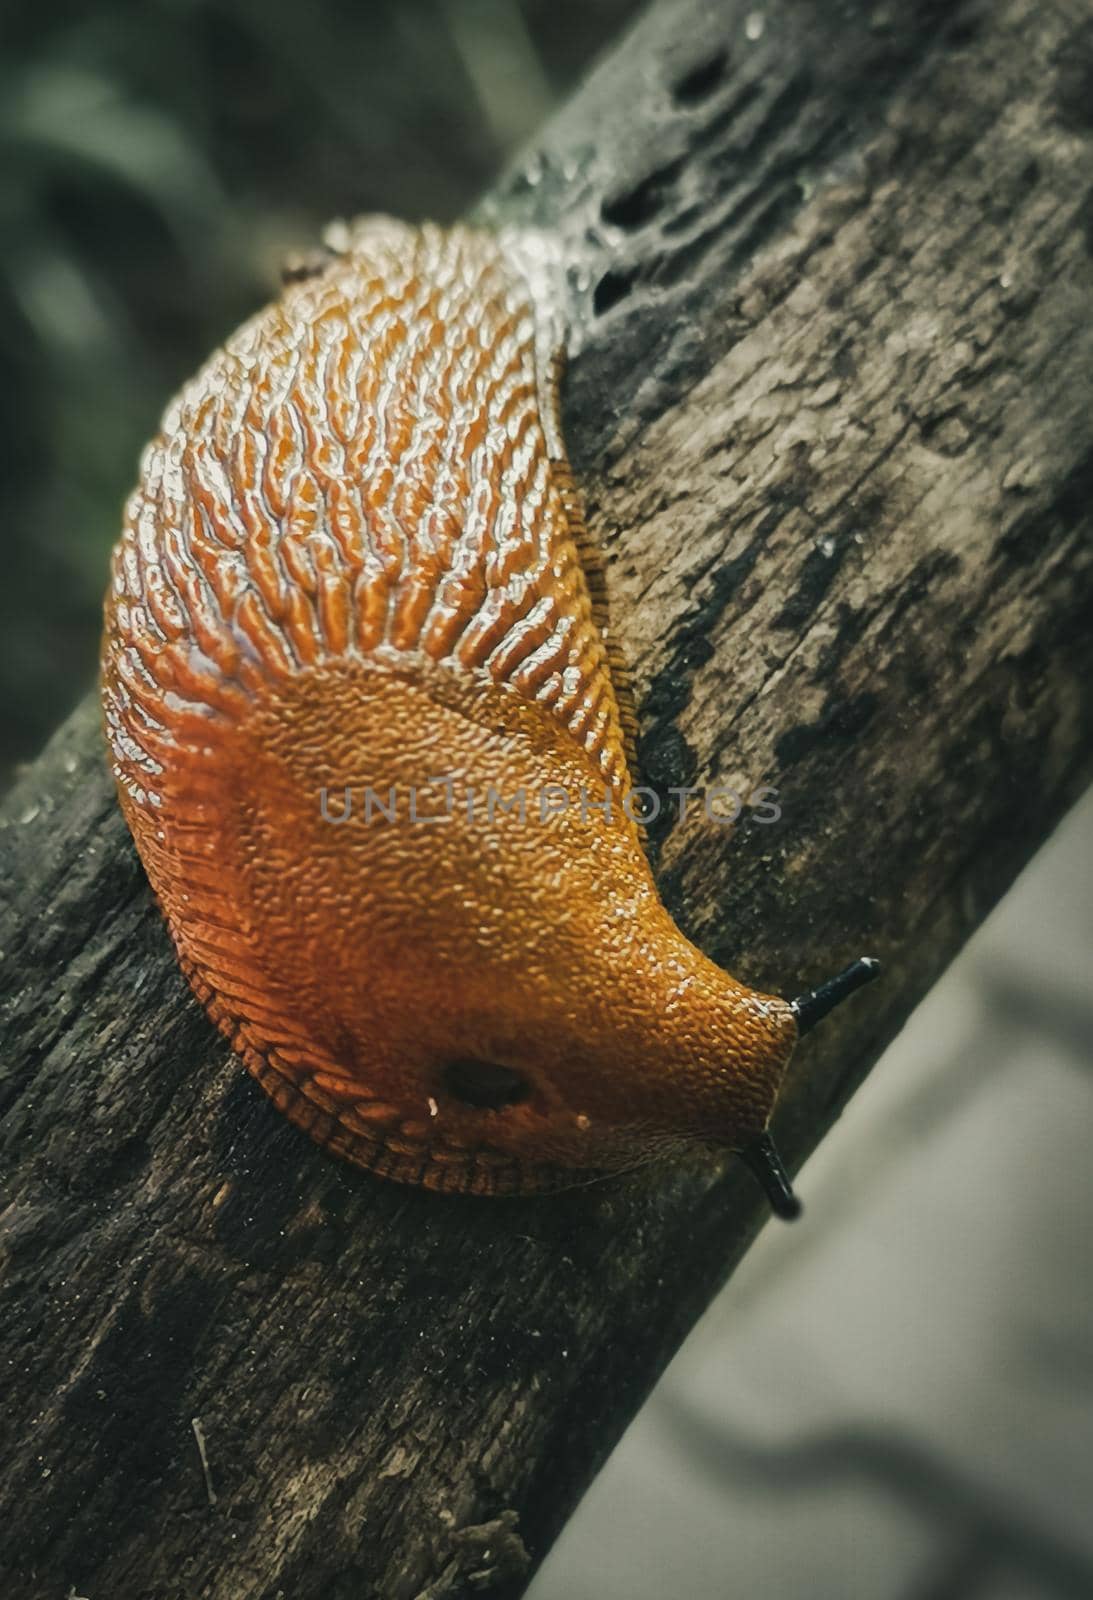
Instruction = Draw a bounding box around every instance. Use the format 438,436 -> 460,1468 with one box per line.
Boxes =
0,0 -> 639,783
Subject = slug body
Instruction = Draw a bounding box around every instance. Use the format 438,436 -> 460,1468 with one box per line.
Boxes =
101,217 -> 817,1200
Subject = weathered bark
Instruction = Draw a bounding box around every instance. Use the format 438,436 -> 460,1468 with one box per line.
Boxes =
2,0 -> 1092,1596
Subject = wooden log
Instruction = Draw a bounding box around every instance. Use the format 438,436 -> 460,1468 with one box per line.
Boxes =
2,0 -> 1092,1595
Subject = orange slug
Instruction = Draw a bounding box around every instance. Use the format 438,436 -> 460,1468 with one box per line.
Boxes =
100,216 -> 878,1216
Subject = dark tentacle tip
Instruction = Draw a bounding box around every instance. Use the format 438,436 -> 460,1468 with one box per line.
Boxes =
739,1131 -> 802,1222
791,955 -> 881,1036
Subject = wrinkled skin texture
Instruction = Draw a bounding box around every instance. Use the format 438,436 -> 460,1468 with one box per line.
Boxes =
101,218 -> 797,1194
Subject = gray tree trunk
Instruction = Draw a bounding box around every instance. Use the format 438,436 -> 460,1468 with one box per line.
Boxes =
2,0 -> 1092,1596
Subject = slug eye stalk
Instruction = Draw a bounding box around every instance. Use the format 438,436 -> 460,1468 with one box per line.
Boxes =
739,956 -> 882,1222
791,956 -> 881,1036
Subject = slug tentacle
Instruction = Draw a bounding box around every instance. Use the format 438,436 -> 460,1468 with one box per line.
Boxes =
791,957 -> 882,1036
739,1133 -> 802,1221
101,217 -> 879,1215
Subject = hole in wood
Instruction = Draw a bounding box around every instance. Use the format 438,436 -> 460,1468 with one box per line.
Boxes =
593,265 -> 637,316
673,48 -> 729,105
601,159 -> 684,230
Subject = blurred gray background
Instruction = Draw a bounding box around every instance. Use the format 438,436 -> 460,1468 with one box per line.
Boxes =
2,3 -> 1090,1596
532,789 -> 1093,1600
